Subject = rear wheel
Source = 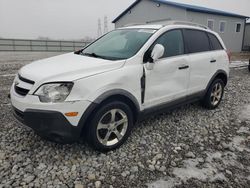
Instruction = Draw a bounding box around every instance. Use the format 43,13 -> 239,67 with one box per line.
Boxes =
202,79 -> 225,109
87,101 -> 133,152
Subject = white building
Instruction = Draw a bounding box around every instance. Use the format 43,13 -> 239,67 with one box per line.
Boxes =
112,0 -> 249,52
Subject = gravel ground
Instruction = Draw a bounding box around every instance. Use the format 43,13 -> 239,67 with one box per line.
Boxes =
0,52 -> 250,188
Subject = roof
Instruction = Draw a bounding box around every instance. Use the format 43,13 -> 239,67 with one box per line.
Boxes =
112,0 -> 248,23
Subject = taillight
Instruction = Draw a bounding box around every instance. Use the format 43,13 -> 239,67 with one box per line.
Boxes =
226,50 -> 231,63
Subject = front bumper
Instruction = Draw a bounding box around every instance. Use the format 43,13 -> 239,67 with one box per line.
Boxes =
10,84 -> 93,143
10,84 -> 92,126
13,107 -> 82,143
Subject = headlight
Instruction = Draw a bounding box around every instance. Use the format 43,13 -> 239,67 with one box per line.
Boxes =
34,82 -> 73,103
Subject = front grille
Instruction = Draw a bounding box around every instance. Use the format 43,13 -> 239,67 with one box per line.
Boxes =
18,74 -> 35,85
13,107 -> 25,123
14,85 -> 30,96
14,74 -> 35,97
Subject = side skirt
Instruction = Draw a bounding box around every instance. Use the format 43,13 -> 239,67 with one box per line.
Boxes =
138,91 -> 205,121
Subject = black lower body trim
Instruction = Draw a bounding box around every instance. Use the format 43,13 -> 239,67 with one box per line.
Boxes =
138,91 -> 205,121
13,108 -> 82,143
13,107 -> 25,124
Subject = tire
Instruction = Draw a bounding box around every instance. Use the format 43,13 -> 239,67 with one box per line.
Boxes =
202,79 -> 225,110
87,101 -> 133,152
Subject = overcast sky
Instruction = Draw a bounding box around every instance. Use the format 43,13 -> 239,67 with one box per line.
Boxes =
0,0 -> 249,40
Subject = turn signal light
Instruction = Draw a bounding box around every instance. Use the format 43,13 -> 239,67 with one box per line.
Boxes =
65,112 -> 79,117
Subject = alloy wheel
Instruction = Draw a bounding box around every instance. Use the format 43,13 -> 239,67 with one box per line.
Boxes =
210,83 -> 223,106
96,109 -> 128,146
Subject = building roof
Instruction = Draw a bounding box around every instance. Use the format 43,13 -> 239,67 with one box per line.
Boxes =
112,0 -> 249,23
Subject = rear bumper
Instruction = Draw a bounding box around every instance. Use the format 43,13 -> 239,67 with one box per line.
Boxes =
13,107 -> 82,143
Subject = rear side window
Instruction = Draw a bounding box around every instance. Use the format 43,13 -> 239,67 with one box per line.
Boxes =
208,33 -> 223,50
184,29 -> 210,53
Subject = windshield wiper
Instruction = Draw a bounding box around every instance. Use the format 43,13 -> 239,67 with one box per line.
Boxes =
82,52 -> 107,59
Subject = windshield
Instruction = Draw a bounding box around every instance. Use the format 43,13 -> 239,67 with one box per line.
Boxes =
81,29 -> 156,60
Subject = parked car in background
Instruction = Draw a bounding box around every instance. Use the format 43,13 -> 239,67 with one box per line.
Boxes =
11,21 -> 230,151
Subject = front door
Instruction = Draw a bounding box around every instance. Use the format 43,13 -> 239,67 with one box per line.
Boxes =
143,29 -> 190,108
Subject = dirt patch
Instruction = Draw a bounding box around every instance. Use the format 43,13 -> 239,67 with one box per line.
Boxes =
231,52 -> 250,61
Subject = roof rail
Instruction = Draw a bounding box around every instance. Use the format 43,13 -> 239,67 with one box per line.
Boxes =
169,21 -> 209,29
123,22 -> 146,27
146,19 -> 209,29
146,18 -> 172,24
123,20 -> 209,30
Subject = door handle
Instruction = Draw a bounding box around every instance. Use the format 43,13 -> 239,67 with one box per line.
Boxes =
210,59 -> 217,63
178,65 -> 189,70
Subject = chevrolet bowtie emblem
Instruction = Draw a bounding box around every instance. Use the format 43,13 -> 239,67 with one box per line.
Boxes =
14,80 -> 19,86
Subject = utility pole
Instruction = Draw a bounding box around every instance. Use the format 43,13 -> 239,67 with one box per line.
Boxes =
97,18 -> 102,37
104,16 -> 108,34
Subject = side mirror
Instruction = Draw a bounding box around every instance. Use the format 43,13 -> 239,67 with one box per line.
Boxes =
151,44 -> 165,62
146,44 -> 164,70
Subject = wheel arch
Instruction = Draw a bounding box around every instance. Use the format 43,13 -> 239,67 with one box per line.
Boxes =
205,70 -> 228,93
214,72 -> 228,86
77,89 -> 140,136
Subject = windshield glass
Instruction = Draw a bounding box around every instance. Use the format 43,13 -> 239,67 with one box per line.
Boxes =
81,29 -> 156,60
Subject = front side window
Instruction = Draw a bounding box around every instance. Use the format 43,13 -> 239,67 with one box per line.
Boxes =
207,19 -> 214,30
152,30 -> 184,58
184,29 -> 210,53
236,23 -> 241,33
81,29 -> 156,60
219,21 -> 226,33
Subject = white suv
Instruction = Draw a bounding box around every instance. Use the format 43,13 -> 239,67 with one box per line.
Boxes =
11,22 -> 230,151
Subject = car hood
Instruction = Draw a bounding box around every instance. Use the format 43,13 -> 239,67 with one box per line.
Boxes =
19,52 -> 125,83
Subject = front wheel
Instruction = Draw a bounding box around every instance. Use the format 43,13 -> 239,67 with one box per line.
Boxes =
87,101 -> 133,152
202,79 -> 225,109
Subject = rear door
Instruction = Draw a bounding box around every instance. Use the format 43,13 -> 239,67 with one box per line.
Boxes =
183,29 -> 214,95
207,33 -> 227,73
